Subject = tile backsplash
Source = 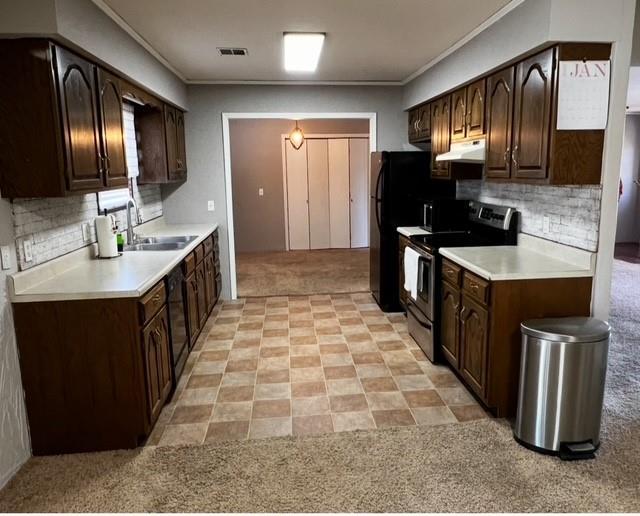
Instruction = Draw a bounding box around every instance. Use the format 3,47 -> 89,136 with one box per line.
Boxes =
12,182 -> 162,270
457,180 -> 601,252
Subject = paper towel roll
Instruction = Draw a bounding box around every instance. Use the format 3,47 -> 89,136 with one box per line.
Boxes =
95,215 -> 119,258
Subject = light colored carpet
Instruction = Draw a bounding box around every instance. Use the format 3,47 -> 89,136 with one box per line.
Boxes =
0,260 -> 638,512
236,249 -> 369,298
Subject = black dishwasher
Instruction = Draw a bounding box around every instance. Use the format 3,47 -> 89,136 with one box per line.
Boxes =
166,265 -> 189,383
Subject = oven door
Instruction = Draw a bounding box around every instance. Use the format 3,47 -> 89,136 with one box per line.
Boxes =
414,251 -> 435,321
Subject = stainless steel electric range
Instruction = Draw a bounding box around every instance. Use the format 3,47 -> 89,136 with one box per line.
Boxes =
405,201 -> 518,362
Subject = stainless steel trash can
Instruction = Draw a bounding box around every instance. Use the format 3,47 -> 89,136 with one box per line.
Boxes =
514,317 -> 610,460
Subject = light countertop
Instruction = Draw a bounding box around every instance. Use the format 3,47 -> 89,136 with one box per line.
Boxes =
439,244 -> 594,281
397,226 -> 431,237
10,221 -> 219,303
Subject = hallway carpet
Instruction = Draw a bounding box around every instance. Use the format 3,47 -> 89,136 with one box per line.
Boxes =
236,249 -> 369,297
0,260 -> 638,512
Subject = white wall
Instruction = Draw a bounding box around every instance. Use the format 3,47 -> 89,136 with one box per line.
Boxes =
0,200 -> 29,489
403,0 -> 636,320
162,84 -> 404,298
616,115 -> 640,243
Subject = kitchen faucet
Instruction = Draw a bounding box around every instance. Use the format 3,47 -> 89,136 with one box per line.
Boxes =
126,197 -> 141,245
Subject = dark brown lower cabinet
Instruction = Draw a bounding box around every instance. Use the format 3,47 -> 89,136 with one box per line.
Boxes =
205,252 -> 216,313
459,294 -> 489,398
12,230 -> 221,455
439,258 -> 593,417
142,306 -> 173,425
12,284 -> 172,455
398,235 -> 411,309
440,281 -> 461,368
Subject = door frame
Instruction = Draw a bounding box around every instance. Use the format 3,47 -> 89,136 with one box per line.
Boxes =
281,133 -> 369,251
222,112 -> 377,299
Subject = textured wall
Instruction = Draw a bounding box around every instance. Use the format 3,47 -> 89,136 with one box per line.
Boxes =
616,115 -> 640,243
457,181 -> 601,251
162,84 -> 404,299
0,199 -> 30,489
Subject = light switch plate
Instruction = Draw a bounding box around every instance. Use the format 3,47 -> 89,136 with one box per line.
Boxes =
207,200 -> 215,211
23,239 -> 33,262
0,245 -> 11,270
543,215 -> 550,233
259,188 -> 264,197
82,222 -> 92,242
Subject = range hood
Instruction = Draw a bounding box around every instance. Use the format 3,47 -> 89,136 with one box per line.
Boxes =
435,138 -> 486,163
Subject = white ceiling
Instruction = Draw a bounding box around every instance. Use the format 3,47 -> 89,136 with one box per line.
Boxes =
96,0 -> 514,84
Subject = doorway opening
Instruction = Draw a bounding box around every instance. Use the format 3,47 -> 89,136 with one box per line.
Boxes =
223,114 -> 376,298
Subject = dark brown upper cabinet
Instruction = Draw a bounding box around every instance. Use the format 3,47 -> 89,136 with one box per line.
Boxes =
451,79 -> 485,142
512,48 -> 554,180
0,39 -> 128,198
430,95 -> 451,179
55,47 -> 104,193
485,67 -> 515,179
97,69 -> 128,188
407,104 -> 430,143
135,102 -> 187,184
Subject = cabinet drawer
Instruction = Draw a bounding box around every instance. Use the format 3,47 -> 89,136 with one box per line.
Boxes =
182,252 -> 195,276
195,243 -> 205,263
462,271 -> 490,305
442,259 -> 462,286
203,235 -> 214,256
139,281 -> 166,325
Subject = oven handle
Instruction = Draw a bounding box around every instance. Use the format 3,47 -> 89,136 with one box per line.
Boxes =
407,304 -> 432,330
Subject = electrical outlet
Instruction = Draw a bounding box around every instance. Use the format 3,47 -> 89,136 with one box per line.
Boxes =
0,245 -> 11,270
138,208 -> 144,223
258,188 -> 264,197
23,239 -> 33,262
82,222 -> 92,242
207,200 -> 215,211
543,215 -> 550,233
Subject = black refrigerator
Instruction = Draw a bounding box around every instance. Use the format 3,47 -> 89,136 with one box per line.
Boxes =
369,151 -> 455,312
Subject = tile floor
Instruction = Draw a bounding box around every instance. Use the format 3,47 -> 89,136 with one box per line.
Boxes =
148,293 -> 488,447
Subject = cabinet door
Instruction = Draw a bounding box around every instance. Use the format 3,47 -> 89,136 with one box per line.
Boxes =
185,272 -> 200,347
164,105 -> 178,180
451,87 -> 467,141
54,46 -> 103,192
512,48 -> 554,180
204,252 -> 216,313
486,67 -> 515,179
142,306 -> 173,426
96,68 -> 128,187
466,79 -> 486,138
174,110 -> 187,180
459,295 -> 489,398
434,96 -> 451,179
430,98 -> 441,172
417,104 -> 430,140
196,261 -> 208,328
441,281 -> 461,368
408,109 -> 418,142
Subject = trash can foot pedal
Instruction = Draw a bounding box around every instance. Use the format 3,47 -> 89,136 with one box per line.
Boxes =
559,441 -> 597,461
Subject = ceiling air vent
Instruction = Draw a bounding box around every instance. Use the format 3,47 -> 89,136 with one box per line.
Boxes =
217,47 -> 248,56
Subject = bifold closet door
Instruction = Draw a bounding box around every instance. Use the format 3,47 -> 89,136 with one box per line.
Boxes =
285,140 -> 310,250
307,139 -> 331,249
328,139 -> 351,248
349,138 -> 369,248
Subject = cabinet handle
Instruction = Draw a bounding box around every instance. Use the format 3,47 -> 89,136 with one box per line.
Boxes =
105,155 -> 111,171
460,307 -> 467,320
152,294 -> 161,303
470,283 -> 479,293
512,145 -> 519,168
98,155 -> 105,174
503,147 -> 510,164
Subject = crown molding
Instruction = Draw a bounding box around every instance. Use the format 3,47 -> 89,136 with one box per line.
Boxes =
185,79 -> 403,86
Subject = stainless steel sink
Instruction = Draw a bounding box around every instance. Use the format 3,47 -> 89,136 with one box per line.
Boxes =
124,242 -> 191,251
135,235 -> 198,245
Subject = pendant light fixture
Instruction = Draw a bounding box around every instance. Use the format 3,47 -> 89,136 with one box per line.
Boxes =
289,121 -> 305,150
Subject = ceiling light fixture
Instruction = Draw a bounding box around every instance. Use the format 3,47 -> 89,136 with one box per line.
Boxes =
283,32 -> 325,72
289,121 -> 305,150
